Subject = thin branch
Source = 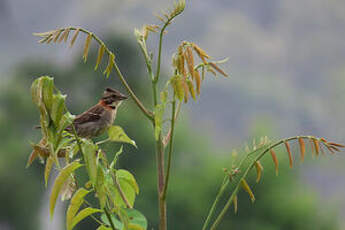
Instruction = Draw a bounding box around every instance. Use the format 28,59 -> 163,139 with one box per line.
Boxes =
161,99 -> 176,199
104,207 -> 117,230
201,176 -> 228,230
137,38 -> 154,81
208,135 -> 329,230
50,27 -> 154,122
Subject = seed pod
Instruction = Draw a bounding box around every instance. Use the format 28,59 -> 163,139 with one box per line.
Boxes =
233,195 -> 238,214
194,70 -> 201,95
328,142 -> 345,148
192,43 -> 210,64
255,161 -> 263,183
209,62 -> 228,77
103,53 -> 115,78
298,137 -> 305,162
182,78 -> 189,103
53,30 -> 62,43
70,28 -> 80,48
185,46 -> 195,79
270,149 -> 279,176
83,33 -> 92,63
62,28 -> 70,43
187,80 -> 196,100
284,141 -> 293,168
241,179 -> 255,203
39,35 -> 52,43
312,139 -> 320,156
95,45 -> 105,71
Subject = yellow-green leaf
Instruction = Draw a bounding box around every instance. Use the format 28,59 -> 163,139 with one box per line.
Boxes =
108,126 -> 137,147
240,179 -> 255,203
95,45 -> 105,71
51,93 -> 67,127
97,225 -> 112,230
44,156 -> 54,187
117,169 -> 139,194
81,141 -> 98,186
83,33 -> 92,63
70,207 -> 102,230
50,161 -> 82,218
170,75 -> 184,101
96,164 -> 106,209
103,53 -> 115,78
154,104 -> 165,140
66,188 -> 90,230
70,28 -> 80,48
254,161 -> 263,183
42,77 -> 54,112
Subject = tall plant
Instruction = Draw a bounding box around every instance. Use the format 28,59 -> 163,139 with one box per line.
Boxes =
27,1 -> 344,229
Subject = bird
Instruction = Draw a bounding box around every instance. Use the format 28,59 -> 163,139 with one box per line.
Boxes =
65,87 -> 128,138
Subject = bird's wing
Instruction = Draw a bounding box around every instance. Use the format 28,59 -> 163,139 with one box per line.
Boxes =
73,105 -> 104,124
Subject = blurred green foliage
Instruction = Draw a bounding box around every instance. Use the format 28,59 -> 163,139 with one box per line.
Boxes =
0,34 -> 339,230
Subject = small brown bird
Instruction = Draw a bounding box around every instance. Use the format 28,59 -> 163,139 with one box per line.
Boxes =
66,88 -> 128,138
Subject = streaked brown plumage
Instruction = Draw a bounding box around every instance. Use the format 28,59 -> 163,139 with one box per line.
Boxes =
66,88 -> 127,138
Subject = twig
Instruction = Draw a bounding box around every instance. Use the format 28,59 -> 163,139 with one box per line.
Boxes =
161,99 -> 176,199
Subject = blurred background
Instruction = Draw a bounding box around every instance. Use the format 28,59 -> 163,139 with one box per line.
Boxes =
1,0 -> 345,229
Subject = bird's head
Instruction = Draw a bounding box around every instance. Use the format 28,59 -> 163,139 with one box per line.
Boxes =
101,88 -> 128,108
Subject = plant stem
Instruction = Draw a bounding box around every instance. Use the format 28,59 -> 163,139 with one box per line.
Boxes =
161,100 -> 176,199
104,207 -> 117,230
154,23 -> 169,84
113,62 -> 154,121
201,176 -> 228,230
155,135 -> 167,230
209,136 -> 318,230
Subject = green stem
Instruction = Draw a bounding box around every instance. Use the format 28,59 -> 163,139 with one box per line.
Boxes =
209,135 -> 318,230
113,62 -> 154,122
154,23 -> 169,84
161,100 -> 176,199
201,176 -> 228,230
104,208 -> 117,230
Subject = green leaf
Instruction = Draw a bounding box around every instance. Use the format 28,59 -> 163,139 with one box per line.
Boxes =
31,77 -> 43,107
81,140 -> 98,186
42,77 -> 54,112
101,213 -> 123,230
170,75 -> 184,101
32,76 -> 53,107
70,207 -> 102,230
154,104 -> 165,140
50,161 -> 82,218
104,172 -> 136,208
116,169 -> 139,194
96,163 -> 107,209
97,225 -> 112,230
108,126 -> 137,148
101,208 -> 147,230
66,188 -> 90,230
51,93 -> 67,127
58,112 -> 75,133
114,178 -> 136,208
44,156 -> 54,187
